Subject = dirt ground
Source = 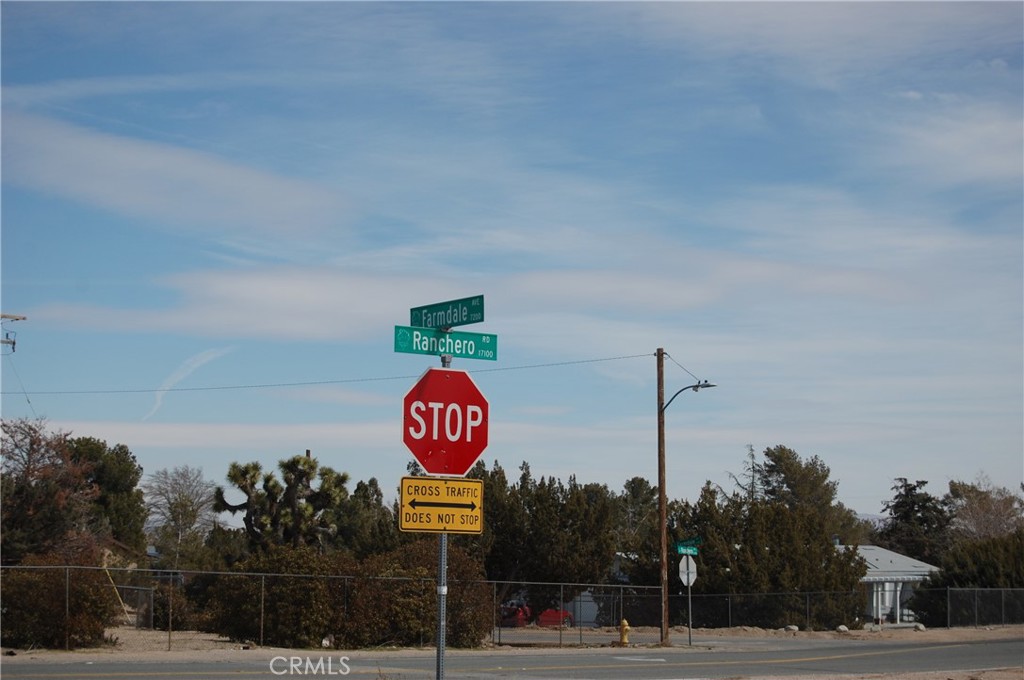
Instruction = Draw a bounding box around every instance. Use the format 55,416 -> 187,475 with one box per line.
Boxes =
678,624 -> 1024,679
681,622 -> 1023,643
39,622 -> 1024,651
4,624 -> 1021,680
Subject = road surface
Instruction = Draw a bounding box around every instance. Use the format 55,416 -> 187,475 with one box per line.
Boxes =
2,632 -> 1021,679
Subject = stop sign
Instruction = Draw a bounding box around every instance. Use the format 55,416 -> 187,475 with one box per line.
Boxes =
403,368 -> 489,476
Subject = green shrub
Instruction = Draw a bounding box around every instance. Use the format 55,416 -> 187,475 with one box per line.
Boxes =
149,582 -> 193,631
0,552 -> 118,649
205,546 -> 333,648
201,541 -> 491,649
331,540 -> 491,648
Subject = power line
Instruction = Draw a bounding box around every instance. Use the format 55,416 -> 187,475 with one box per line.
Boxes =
1,353 -> 653,397
664,351 -> 701,382
3,354 -> 39,419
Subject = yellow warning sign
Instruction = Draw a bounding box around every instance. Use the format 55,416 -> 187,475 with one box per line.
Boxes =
399,476 -> 483,534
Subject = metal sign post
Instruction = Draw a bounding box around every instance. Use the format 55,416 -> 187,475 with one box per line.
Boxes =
678,554 -> 698,646
437,532 -> 448,680
398,297 -> 494,680
437,354 -> 449,680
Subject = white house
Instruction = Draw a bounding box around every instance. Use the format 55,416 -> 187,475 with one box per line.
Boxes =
854,545 -> 938,624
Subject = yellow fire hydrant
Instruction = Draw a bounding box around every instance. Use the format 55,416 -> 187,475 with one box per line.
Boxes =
618,618 -> 631,646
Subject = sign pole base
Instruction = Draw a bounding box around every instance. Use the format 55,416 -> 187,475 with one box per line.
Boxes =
687,582 -> 693,646
437,532 -> 448,680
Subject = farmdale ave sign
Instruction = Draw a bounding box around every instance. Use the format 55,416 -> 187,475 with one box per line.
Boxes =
410,295 -> 484,329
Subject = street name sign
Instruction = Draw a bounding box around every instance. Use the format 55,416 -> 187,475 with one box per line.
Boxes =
677,544 -> 699,556
399,476 -> 483,534
394,325 -> 497,362
678,555 -> 698,586
411,295 -> 484,329
403,367 -> 489,476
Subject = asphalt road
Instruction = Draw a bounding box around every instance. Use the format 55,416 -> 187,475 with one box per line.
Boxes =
2,636 -> 1021,679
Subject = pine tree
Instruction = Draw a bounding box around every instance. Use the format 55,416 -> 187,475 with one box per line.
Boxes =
332,477 -> 398,558
876,478 -> 951,565
67,436 -> 147,552
613,476 -> 660,585
674,447 -> 867,629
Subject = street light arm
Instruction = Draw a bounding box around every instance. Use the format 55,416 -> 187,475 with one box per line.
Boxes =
661,380 -> 716,413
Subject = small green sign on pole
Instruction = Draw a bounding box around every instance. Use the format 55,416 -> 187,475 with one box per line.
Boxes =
394,325 -> 497,362
411,295 -> 484,329
676,544 -> 699,556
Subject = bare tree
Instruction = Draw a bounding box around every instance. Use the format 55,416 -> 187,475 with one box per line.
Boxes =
1,418 -> 99,562
142,465 -> 216,565
946,475 -> 1024,542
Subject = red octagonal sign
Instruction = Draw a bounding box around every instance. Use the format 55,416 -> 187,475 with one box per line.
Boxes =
403,367 -> 489,477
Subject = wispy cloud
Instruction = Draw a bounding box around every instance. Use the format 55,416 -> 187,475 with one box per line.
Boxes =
30,268 -> 470,340
867,102 -> 1024,190
143,347 -> 235,420
600,3 -> 1022,87
1,113 -> 347,239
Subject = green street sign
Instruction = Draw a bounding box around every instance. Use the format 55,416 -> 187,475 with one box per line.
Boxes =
411,295 -> 484,329
394,325 -> 497,362
677,545 -> 699,556
679,536 -> 703,547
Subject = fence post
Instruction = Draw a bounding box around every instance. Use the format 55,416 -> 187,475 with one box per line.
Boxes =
558,584 -> 564,647
805,593 -> 811,631
167,578 -> 173,651
493,582 -> 500,645
974,588 -> 979,628
946,588 -> 951,629
260,575 -> 266,647
578,591 -> 583,645
65,567 -> 70,651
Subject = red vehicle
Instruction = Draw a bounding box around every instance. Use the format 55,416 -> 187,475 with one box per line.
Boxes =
536,608 -> 574,628
499,600 -> 531,627
499,601 -> 574,628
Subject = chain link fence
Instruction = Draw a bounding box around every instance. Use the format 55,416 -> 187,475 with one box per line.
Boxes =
2,565 -> 1021,651
946,588 -> 1024,627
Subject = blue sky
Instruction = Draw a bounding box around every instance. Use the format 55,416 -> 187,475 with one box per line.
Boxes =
2,2 -> 1021,519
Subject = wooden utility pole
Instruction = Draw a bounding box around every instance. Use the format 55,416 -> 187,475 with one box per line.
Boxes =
656,348 -> 669,645
657,348 -> 716,647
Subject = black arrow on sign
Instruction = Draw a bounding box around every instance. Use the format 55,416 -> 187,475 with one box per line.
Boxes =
409,499 -> 477,511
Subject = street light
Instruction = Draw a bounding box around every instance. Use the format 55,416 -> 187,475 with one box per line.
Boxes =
656,348 -> 715,646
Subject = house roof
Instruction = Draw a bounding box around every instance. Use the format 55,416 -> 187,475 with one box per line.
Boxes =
852,544 -> 938,583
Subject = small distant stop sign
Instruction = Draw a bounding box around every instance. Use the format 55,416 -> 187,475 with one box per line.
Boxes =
403,368 -> 489,477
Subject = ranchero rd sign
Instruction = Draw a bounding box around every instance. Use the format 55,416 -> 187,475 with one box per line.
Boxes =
394,325 -> 498,362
